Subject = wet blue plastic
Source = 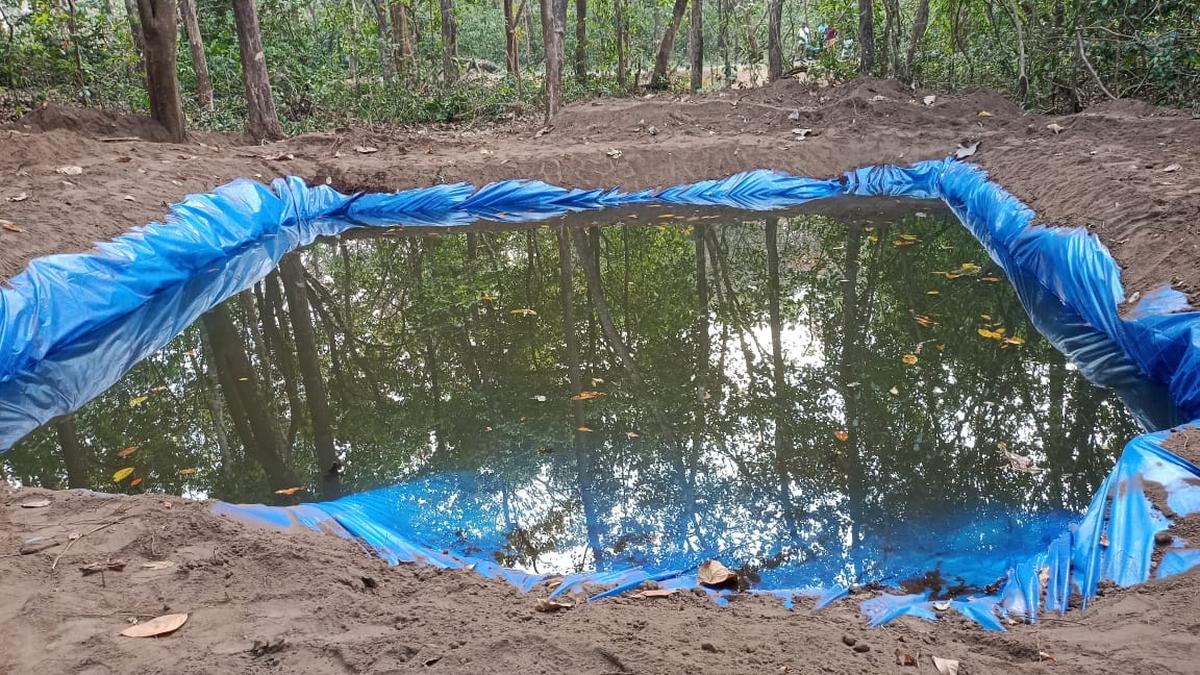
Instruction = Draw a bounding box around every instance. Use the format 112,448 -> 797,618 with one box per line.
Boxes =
3,159 -> 1199,629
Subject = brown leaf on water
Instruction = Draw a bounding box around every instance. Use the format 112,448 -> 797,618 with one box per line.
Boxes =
834,430 -> 849,443
698,560 -> 738,588
120,613 -> 188,638
902,354 -> 919,365
576,426 -> 593,433
19,498 -> 51,508
977,328 -> 1004,340
570,390 -> 606,401
176,468 -> 197,476
510,308 -> 538,317
274,486 -> 304,496
130,478 -> 143,487
117,445 -> 139,459
625,431 -> 640,439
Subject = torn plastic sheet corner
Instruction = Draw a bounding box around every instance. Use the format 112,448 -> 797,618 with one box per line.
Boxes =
3,159 -> 1200,631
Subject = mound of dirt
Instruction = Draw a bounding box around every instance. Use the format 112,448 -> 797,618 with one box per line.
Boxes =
3,482 -> 1198,674
8,104 -> 178,142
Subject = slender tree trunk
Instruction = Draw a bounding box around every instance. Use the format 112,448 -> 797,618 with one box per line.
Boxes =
198,327 -> 235,476
178,0 -> 213,110
55,416 -> 88,489
202,305 -> 301,495
649,0 -> 688,90
65,0 -> 85,93
503,0 -> 520,77
122,0 -> 145,57
136,0 -> 186,141
718,0 -> 731,84
439,0 -> 458,81
767,0 -> 783,81
540,0 -> 565,122
573,0 -> 587,81
279,253 -> 341,499
903,0 -> 930,81
882,0 -> 899,76
857,0 -> 875,75
231,0 -> 285,141
614,0 -> 627,88
389,1 -> 413,72
371,0 -> 396,82
688,0 -> 702,91
765,218 -> 800,539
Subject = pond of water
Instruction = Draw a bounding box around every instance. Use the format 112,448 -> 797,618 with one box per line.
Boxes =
1,197 -> 1152,592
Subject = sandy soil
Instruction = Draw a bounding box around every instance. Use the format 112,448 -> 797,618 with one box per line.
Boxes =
1,78 -> 1200,674
2,482 -> 1198,675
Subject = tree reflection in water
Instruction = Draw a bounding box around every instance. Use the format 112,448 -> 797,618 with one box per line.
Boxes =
3,198 -> 1147,591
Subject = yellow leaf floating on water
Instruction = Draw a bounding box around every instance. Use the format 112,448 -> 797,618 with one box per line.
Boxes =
980,275 -> 1001,283
980,314 -> 992,321
977,328 -> 1004,340
128,396 -> 149,408
577,426 -> 593,433
926,289 -> 940,296
902,354 -> 919,365
274,486 -> 304,496
176,468 -> 198,476
834,430 -> 849,442
1003,335 -> 1026,346
510,308 -> 538,317
935,343 -> 946,351
898,233 -> 919,241
892,238 -> 917,247
112,467 -> 135,483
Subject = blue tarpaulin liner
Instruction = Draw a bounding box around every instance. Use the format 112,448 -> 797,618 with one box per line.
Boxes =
2,159 -> 1200,631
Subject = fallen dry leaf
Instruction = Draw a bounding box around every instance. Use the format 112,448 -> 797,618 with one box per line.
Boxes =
1,220 -> 24,233
112,467 -> 135,483
977,110 -> 993,118
535,598 -> 573,613
1005,451 -> 1045,474
55,165 -> 83,175
120,613 -> 188,638
834,430 -> 849,442
576,426 -> 593,433
129,477 -> 143,487
902,354 -> 919,365
9,192 -> 29,202
274,486 -> 304,496
606,148 -> 623,159
791,128 -> 813,139
141,560 -> 176,570
129,395 -> 149,407
1047,123 -> 1065,134
176,467 -> 198,476
954,140 -> 980,160
932,656 -> 959,675
354,145 -> 379,154
922,95 -> 936,107
116,445 -> 139,459
570,390 -> 606,401
698,560 -> 738,588
1162,163 -> 1182,173
625,431 -> 640,439
633,588 -> 679,599
79,559 -> 126,575
510,308 -> 538,317
895,649 -> 918,666
19,498 -> 51,508
265,151 -> 294,161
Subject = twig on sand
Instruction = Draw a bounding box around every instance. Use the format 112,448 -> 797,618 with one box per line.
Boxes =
50,515 -> 133,571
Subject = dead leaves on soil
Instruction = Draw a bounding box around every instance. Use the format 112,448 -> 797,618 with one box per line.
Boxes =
698,560 -> 738,588
953,141 -> 980,160
535,598 -> 574,613
120,613 -> 188,638
932,656 -> 960,675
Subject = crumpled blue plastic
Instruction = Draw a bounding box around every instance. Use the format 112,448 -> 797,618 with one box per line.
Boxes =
3,159 -> 1199,630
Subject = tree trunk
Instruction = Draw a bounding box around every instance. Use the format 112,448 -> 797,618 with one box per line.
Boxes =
65,0 -> 86,93
231,0 -> 284,141
371,0 -> 396,82
614,0 -> 627,88
503,0 -> 519,77
649,0 -> 688,90
718,0 -> 731,84
122,0 -> 145,57
136,0 -> 186,142
903,0 -> 930,81
178,0 -> 213,110
573,0 -> 587,81
540,0 -> 565,122
857,0 -> 875,75
389,1 -> 413,72
55,415 -> 88,489
687,0 -> 702,92
766,0 -> 783,81
438,0 -> 458,81
766,217 -> 799,539
882,0 -> 899,77
279,253 -> 341,500
202,305 -> 301,495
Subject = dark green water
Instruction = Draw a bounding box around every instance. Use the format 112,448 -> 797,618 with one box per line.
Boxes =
2,198 -> 1141,587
